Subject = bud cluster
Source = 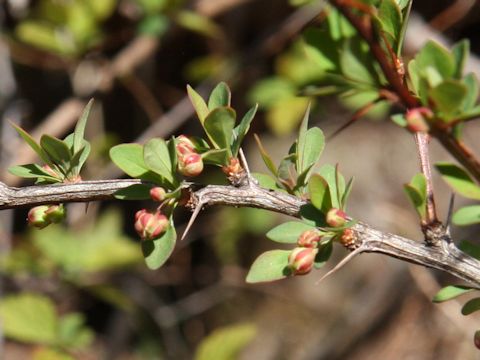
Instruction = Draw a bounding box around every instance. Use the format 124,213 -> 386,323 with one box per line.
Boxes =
27,204 -> 66,229
176,135 -> 203,177
288,229 -> 323,275
134,209 -> 169,240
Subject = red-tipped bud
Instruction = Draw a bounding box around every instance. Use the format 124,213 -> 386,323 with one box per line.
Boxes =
176,135 -> 195,155
339,228 -> 356,249
297,230 -> 322,248
222,157 -> 243,177
326,208 -> 347,227
405,107 -> 433,133
178,152 -> 204,177
27,205 -> 51,229
44,204 -> 66,223
150,187 -> 166,202
134,209 -> 169,240
288,247 -> 318,275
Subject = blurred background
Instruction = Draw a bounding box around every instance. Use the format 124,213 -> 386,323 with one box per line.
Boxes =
1,0 -> 480,359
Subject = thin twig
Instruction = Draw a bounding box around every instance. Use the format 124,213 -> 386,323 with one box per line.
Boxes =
1,179 -> 480,285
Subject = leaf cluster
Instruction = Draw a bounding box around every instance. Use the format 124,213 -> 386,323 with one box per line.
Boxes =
9,100 -> 93,184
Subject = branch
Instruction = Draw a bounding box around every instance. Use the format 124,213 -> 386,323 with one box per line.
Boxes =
1,180 -> 479,286
330,1 -> 480,183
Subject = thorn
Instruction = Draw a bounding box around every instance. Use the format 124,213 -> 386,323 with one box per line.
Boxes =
446,193 -> 455,231
84,202 -> 90,214
239,148 -> 258,185
315,247 -> 362,285
180,201 -> 203,241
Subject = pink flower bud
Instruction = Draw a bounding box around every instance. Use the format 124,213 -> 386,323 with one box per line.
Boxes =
297,230 -> 322,248
222,157 -> 243,177
176,135 -> 195,155
405,107 -> 432,133
44,204 -> 66,223
134,209 -> 169,240
150,187 -> 166,202
288,247 -> 318,275
27,205 -> 51,229
326,208 -> 347,227
178,152 -> 204,177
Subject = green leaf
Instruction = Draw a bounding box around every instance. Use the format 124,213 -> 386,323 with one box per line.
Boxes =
40,135 -> 72,168
314,241 -> 333,269
436,162 -> 480,200
396,0 -> 412,56
302,28 -> 339,72
58,313 -> 93,349
253,173 -> 285,192
461,73 -> 478,111
204,107 -> 236,152
114,184 -> 152,200
452,205 -> 480,226
201,148 -> 229,166
308,174 -> 331,213
391,113 -> 407,127
451,40 -> 469,79
254,134 -> 277,177
340,38 -> 379,85
266,221 -> 317,243
143,138 -> 175,184
459,240 -> 480,259
142,222 -> 176,270
73,99 -> 93,154
176,10 -> 222,39
429,80 -> 467,119
297,109 -> 325,178
404,173 -> 427,219
246,250 -> 291,283
110,144 -> 164,183
416,41 -> 455,79
377,0 -> 402,46
11,123 -> 52,166
8,164 -> 61,182
208,82 -> 231,110
341,177 -> 354,209
68,141 -> 91,176
462,297 -> 480,315
187,85 -> 209,124
195,323 -> 256,360
318,164 -> 344,208
0,293 -> 58,344
232,104 -> 258,156
433,285 -> 474,303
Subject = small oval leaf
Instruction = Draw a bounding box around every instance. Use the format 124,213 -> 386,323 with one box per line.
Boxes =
246,250 -> 291,283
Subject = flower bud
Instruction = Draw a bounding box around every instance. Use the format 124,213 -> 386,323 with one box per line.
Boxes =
178,152 -> 204,177
222,157 -> 243,177
405,107 -> 432,133
176,135 -> 195,155
288,247 -> 318,275
150,187 -> 166,202
134,209 -> 169,240
44,204 -> 66,223
27,205 -> 51,229
297,230 -> 322,248
326,208 -> 347,227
